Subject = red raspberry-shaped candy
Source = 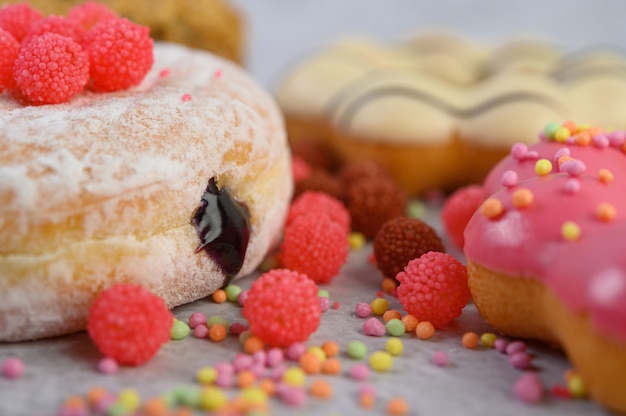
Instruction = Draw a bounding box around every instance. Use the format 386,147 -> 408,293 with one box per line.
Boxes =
0,28 -> 19,92
441,185 -> 484,249
281,212 -> 349,284
87,283 -> 173,366
21,15 -> 87,46
13,33 -> 89,105
242,269 -> 321,347
396,251 -> 470,328
0,3 -> 43,42
373,216 -> 445,280
68,1 -> 119,30
82,18 -> 153,92
287,191 -> 350,234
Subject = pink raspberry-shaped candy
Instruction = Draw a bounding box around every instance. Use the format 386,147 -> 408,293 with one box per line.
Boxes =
441,185 -> 484,249
82,17 -> 153,92
396,252 -> 470,328
0,3 -> 43,42
68,1 -> 119,30
287,191 -> 350,234
13,33 -> 89,105
87,283 -> 173,366
0,28 -> 19,92
281,212 -> 349,284
242,269 -> 322,347
21,15 -> 87,46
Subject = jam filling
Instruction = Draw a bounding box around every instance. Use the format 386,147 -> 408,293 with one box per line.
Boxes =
191,178 -> 251,285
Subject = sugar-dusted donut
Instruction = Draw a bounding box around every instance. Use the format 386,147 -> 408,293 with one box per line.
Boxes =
463,123 -> 626,412
0,41 -> 292,342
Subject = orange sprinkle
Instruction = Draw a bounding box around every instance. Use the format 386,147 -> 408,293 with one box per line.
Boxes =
87,387 -> 108,407
212,289 -> 227,303
382,309 -> 402,322
173,408 -> 194,416
480,198 -> 504,219
598,168 -> 614,184
309,379 -> 333,399
359,394 -> 376,409
401,314 -> 419,332
321,357 -> 342,375
596,202 -> 617,222
586,126 -> 603,137
321,340 -> 340,358
557,155 -> 574,168
141,397 -> 169,416
562,120 -> 577,135
226,397 -> 247,414
387,397 -> 409,415
208,323 -> 227,342
63,396 -> 86,410
415,321 -> 435,340
237,370 -> 256,388
511,188 -> 533,209
381,277 -> 398,293
243,335 -> 265,354
462,332 -> 479,349
574,131 -> 591,146
299,351 -> 322,374
258,378 -> 276,396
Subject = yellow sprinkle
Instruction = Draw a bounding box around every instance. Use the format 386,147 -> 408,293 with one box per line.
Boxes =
480,198 -> 504,219
534,159 -> 553,176
348,232 -> 366,250
196,366 -> 218,385
369,351 -> 394,372
511,188 -> 533,209
117,388 -> 141,412
385,338 -> 404,356
198,387 -> 228,411
598,168 -> 614,184
553,126 -> 571,143
282,367 -> 307,387
370,298 -> 389,315
567,374 -> 588,398
576,123 -> 592,132
480,332 -> 497,348
561,221 -> 581,241
306,345 -> 327,363
240,386 -> 268,406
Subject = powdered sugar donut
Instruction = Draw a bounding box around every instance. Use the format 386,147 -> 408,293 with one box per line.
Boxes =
463,123 -> 626,412
0,42 -> 292,342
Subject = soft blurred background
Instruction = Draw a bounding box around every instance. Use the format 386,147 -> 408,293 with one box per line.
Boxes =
231,0 -> 626,86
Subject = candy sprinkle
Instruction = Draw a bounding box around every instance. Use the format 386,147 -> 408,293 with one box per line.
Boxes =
480,198 -> 504,219
596,202 -> 617,222
369,351 -> 393,372
512,188 -> 533,209
561,221 -> 581,241
534,159 -> 553,176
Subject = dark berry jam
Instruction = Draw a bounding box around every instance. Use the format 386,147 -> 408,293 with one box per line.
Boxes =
191,178 -> 251,285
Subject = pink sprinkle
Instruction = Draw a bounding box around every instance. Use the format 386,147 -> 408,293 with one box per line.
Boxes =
500,170 -> 518,187
233,353 -> 253,372
511,143 -> 528,160
1,357 -> 24,379
279,384 -> 307,407
358,383 -> 377,396
553,147 -> 570,164
252,350 -> 267,365
362,317 -> 386,337
349,363 -> 371,381
355,302 -> 372,318
237,290 -> 249,306
608,131 -> 626,147
97,357 -> 118,375
213,69 -> 223,79
560,159 -> 586,176
565,136 -> 576,145
332,301 -> 341,310
432,350 -> 449,367
214,361 -> 234,376
215,373 -> 234,388
506,340 -> 527,355
229,322 -> 247,336
193,324 -> 209,338
509,352 -> 533,370
250,363 -> 266,378
181,93 -> 192,102
525,150 -> 539,160
320,297 -> 331,312
285,342 -> 306,361
494,338 -> 508,353
266,348 -> 285,367
514,372 -> 544,404
270,363 -> 287,381
592,134 -> 609,148
158,68 -> 170,77
188,312 -> 207,329
564,178 -> 581,194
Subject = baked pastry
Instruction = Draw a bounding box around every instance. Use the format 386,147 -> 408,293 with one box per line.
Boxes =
3,0 -> 244,63
0,41 -> 292,342
463,123 -> 626,413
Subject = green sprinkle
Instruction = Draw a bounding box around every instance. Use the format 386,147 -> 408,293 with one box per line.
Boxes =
170,319 -> 190,340
207,315 -> 229,328
318,289 -> 330,298
174,385 -> 201,407
346,340 -> 368,359
224,285 -> 242,302
543,121 -> 561,139
406,200 -> 426,219
385,318 -> 406,337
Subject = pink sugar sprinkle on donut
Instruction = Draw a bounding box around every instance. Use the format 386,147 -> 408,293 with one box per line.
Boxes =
356,302 -> 373,318
514,372 -> 544,404
564,178 -> 581,194
362,317 -> 387,337
97,357 -> 119,374
560,159 -> 587,176
511,143 -> 528,160
500,170 -> 518,188
1,357 -> 24,379
349,362 -> 371,381
552,147 -> 570,164
525,150 -> 539,160
592,134 -> 610,148
432,350 -> 449,367
608,131 -> 626,147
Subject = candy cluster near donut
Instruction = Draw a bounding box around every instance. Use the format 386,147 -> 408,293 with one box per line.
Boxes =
463,121 -> 626,413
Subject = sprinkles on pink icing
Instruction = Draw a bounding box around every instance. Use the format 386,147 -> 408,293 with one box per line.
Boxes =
500,170 -> 518,187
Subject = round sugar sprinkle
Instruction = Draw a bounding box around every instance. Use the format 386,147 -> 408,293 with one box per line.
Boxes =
386,338 -> 404,356
1,357 -> 24,379
170,319 -> 190,340
432,350 -> 449,366
480,198 -> 504,219
415,321 -> 435,340
349,362 -> 371,381
207,315 -> 229,328
224,285 -> 242,302
369,351 -> 394,372
370,298 -> 389,315
385,319 -> 406,337
363,317 -> 387,337
561,221 -> 581,241
480,333 -> 497,348
355,302 -> 373,318
347,340 -> 368,359
534,159 -> 553,176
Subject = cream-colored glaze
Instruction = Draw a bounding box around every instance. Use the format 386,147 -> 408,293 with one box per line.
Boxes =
0,42 -> 292,341
485,37 -> 562,76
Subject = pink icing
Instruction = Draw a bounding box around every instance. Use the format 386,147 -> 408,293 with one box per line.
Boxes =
464,134 -> 626,343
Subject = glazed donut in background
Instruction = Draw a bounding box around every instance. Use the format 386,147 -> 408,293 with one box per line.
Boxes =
2,0 -> 245,63
0,41 -> 292,342
483,37 -> 562,77
463,123 -> 626,413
